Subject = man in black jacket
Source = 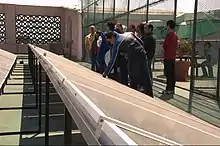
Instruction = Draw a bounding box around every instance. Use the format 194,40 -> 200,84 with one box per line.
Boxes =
141,23 -> 156,79
103,31 -> 153,97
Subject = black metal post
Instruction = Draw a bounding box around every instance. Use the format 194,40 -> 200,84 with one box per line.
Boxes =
38,64 -> 42,132
173,0 -> 178,23
127,0 -> 130,27
81,0 -> 86,62
45,75 -> 50,145
28,48 -> 30,68
101,0 -> 105,30
35,58 -> 38,107
113,0 -> 116,19
29,50 -> 33,79
86,0 -> 90,27
216,48 -> 220,101
64,107 -> 72,145
188,0 -> 198,113
146,0 -> 149,23
32,55 -> 35,89
94,0 -> 96,24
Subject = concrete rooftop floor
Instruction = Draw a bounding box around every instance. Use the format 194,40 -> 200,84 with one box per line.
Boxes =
0,57 -> 86,145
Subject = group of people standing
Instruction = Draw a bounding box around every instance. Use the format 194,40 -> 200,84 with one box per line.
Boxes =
85,20 -> 179,98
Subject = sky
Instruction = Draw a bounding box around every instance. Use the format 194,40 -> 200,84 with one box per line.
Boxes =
0,0 -> 220,13
0,0 -> 81,8
113,0 -> 220,13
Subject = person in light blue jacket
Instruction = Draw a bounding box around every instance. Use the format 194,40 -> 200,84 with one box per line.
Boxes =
96,21 -> 117,74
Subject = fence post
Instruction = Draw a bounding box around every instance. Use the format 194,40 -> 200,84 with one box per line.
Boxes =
94,0 -> 96,24
113,0 -> 116,19
102,0 -> 105,30
146,0 -> 149,23
188,0 -> 198,113
216,47 -> 220,102
86,0 -> 90,26
173,0 -> 177,22
81,0 -> 86,61
127,0 -> 130,27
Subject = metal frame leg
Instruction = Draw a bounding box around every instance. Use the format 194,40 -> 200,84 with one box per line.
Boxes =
0,52 -> 40,136
38,64 -> 42,132
45,75 -> 50,145
35,57 -> 38,107
64,107 -> 72,145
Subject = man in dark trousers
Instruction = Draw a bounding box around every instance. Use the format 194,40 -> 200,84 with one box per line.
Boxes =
161,20 -> 179,95
141,23 -> 156,79
91,31 -> 101,72
103,31 -> 153,97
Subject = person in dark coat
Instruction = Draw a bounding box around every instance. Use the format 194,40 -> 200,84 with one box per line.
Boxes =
137,23 -> 145,38
115,23 -> 124,34
141,23 -> 156,79
91,31 -> 101,72
103,31 -> 153,97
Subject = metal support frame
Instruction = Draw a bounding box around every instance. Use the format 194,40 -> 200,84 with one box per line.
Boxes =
0,58 -> 16,95
0,131 -> 40,136
45,74 -> 50,145
35,56 -> 38,108
38,64 -> 42,132
188,0 -> 198,113
0,48 -> 42,136
64,107 -> 72,145
0,54 -> 37,109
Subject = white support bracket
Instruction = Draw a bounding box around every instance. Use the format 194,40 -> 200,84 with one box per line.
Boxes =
94,117 -> 105,139
100,116 -> 181,145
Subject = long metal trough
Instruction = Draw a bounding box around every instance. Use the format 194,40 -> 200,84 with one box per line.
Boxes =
29,44 -> 220,145
0,49 -> 16,95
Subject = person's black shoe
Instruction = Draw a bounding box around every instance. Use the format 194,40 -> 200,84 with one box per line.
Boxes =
166,90 -> 175,94
159,90 -> 166,94
201,75 -> 208,78
159,90 -> 174,95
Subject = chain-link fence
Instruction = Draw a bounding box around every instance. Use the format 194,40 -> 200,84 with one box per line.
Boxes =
81,0 -> 176,59
81,0 -> 220,110
190,0 -> 220,103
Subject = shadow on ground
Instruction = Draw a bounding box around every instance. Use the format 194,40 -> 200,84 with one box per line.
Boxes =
4,57 -> 87,145
153,81 -> 220,128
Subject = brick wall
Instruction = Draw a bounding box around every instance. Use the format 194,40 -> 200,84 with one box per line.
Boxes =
0,3 -> 82,60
